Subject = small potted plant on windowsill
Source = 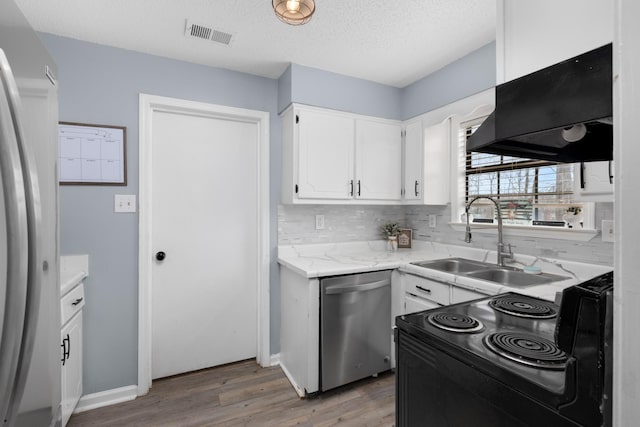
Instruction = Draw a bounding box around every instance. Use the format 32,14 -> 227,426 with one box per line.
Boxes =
381,222 -> 401,251
563,206 -> 583,228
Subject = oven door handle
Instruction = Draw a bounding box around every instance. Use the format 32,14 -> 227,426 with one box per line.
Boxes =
324,279 -> 390,295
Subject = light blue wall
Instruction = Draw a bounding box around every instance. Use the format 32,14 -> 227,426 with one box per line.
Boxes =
275,44 -> 495,120
286,63 -> 403,119
277,64 -> 293,114
39,34 -> 280,395
402,42 -> 496,120
40,32 -> 496,396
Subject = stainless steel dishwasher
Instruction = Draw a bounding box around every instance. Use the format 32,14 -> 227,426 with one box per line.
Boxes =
320,270 -> 392,391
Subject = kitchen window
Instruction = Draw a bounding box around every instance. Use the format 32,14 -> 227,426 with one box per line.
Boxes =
454,116 -> 595,237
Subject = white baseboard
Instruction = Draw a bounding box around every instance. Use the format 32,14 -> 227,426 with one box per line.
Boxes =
73,385 -> 137,414
279,361 -> 305,398
269,353 -> 280,367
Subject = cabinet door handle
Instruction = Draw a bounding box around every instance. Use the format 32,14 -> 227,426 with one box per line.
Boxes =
416,285 -> 431,294
580,162 -> 586,189
61,334 -> 70,365
61,340 -> 66,365
349,180 -> 354,197
72,297 -> 83,306
414,180 -> 419,197
357,180 -> 361,196
609,160 -> 613,184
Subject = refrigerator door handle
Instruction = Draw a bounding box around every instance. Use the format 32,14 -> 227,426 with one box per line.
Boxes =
0,48 -> 30,425
0,48 -> 44,424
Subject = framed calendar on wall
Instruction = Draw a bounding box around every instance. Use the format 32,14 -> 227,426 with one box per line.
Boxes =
58,122 -> 127,185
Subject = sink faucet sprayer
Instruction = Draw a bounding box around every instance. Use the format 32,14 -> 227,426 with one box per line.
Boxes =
464,196 -> 513,267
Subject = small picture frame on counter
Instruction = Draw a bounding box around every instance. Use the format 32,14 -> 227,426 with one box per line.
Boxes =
398,229 -> 412,249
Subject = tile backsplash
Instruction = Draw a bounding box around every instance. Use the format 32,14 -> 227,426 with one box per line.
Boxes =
278,203 -> 614,267
405,203 -> 614,266
278,204 -> 405,245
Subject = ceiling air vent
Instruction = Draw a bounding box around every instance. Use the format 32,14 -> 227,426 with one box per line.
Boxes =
185,20 -> 234,46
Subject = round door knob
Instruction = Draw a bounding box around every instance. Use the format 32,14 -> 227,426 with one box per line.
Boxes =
155,251 -> 166,261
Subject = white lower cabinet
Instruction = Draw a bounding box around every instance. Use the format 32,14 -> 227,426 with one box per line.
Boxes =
401,273 -> 450,315
403,273 -> 450,306
401,272 -> 489,314
405,294 -> 441,314
451,286 -> 486,304
61,312 -> 82,426
60,282 -> 84,426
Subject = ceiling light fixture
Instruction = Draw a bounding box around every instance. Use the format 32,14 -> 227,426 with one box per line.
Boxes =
272,0 -> 315,26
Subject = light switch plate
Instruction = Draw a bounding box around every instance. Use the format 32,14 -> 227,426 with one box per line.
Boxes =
601,220 -> 614,242
315,214 -> 325,230
428,214 -> 437,228
115,194 -> 136,213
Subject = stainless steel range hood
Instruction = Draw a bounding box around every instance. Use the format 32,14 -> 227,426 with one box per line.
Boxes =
467,43 -> 612,163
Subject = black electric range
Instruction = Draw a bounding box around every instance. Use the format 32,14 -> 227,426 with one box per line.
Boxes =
395,272 -> 613,427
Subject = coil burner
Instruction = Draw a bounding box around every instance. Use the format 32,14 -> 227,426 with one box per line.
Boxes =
483,332 -> 568,369
489,295 -> 557,319
427,312 -> 484,333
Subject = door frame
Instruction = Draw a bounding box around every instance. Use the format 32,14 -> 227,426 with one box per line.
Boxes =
137,94 -> 270,395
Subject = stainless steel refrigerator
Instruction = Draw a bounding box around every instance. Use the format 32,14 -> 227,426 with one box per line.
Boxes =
0,0 -> 61,425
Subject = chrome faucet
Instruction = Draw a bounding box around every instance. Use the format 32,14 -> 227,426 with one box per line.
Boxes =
464,196 -> 513,267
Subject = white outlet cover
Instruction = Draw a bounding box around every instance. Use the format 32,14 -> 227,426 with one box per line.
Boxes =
115,194 -> 137,213
315,214 -> 325,230
428,214 -> 437,228
601,220 -> 614,242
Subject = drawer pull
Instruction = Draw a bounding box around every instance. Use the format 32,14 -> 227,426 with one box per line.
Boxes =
416,285 -> 431,294
72,297 -> 84,306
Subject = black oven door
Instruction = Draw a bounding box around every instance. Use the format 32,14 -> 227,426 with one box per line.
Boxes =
395,328 -> 582,427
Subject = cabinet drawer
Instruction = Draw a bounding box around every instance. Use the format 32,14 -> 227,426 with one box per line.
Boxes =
61,283 -> 85,326
405,294 -> 441,315
403,274 -> 450,306
451,286 -> 488,304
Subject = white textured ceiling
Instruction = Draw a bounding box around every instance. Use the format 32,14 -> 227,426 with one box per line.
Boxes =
14,0 -> 496,88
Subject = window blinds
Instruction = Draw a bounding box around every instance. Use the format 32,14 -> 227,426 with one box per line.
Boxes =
462,122 -> 579,225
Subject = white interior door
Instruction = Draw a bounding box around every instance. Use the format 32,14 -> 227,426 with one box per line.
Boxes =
151,110 -> 258,380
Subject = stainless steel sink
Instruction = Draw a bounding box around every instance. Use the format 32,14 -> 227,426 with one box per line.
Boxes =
411,257 -> 569,288
466,268 -> 555,287
411,258 -> 492,274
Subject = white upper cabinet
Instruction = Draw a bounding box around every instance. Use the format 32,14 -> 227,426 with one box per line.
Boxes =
403,119 -> 451,205
403,121 -> 423,201
574,161 -> 614,202
355,120 -> 402,200
297,108 -> 355,200
497,0 -> 613,83
422,120 -> 450,205
281,104 -> 402,204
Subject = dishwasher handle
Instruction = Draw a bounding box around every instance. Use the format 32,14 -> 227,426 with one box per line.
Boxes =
324,279 -> 390,295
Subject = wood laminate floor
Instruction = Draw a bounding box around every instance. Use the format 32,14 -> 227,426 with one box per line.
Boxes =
68,359 -> 395,427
